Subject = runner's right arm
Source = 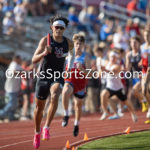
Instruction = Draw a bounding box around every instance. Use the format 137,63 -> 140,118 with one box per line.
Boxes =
32,36 -> 51,64
125,51 -> 131,71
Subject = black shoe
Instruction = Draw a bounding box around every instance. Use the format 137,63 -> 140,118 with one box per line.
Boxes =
62,116 -> 69,127
73,125 -> 79,137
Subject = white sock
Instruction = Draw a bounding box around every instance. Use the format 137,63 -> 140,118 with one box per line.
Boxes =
64,110 -> 69,116
74,120 -> 79,126
43,126 -> 49,129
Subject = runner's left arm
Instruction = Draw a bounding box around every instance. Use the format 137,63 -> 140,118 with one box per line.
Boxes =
67,39 -> 75,71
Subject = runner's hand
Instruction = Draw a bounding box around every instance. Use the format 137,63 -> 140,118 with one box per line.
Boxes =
43,46 -> 52,56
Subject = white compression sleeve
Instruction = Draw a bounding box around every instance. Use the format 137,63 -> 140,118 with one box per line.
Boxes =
67,48 -> 75,70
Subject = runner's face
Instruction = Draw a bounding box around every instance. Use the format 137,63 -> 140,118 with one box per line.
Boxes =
110,55 -> 117,63
74,41 -> 84,53
51,25 -> 65,37
131,39 -> 140,51
144,31 -> 150,43
109,53 -> 119,63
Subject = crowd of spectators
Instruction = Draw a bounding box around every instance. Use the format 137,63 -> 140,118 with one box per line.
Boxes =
0,0 -> 56,36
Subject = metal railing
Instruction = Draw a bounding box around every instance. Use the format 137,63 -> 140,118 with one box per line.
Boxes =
100,1 -> 147,25
64,0 -> 87,8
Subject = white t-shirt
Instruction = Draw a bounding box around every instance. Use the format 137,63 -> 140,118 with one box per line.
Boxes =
78,9 -> 87,24
3,17 -> 16,34
113,33 -> 129,51
14,5 -> 27,24
106,63 -> 123,91
5,61 -> 23,93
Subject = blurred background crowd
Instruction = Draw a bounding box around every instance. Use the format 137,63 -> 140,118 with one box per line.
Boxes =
0,0 -> 149,122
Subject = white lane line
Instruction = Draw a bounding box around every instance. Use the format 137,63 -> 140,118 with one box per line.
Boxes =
0,140 -> 32,149
0,132 -> 72,149
0,135 -> 33,140
0,127 -> 124,149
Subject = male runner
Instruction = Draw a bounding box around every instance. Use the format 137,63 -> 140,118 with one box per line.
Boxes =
32,15 -> 75,149
61,33 -> 90,136
126,36 -> 148,112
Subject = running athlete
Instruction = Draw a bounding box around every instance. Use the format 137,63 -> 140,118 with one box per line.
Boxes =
126,36 -> 147,112
100,51 -> 137,122
140,25 -> 150,124
32,15 -> 75,149
61,33 -> 90,136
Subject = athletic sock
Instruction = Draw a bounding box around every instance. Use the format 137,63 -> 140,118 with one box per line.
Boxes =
64,110 -> 69,116
43,126 -> 49,129
74,120 -> 79,126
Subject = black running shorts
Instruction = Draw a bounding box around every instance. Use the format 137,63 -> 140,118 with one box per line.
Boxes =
35,78 -> 64,100
106,88 -> 127,101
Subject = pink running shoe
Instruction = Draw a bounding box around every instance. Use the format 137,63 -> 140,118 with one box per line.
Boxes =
33,133 -> 41,149
42,127 -> 50,141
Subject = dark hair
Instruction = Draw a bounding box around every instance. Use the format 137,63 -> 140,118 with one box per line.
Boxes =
13,54 -> 21,60
94,46 -> 103,53
130,36 -> 141,43
112,48 -> 123,54
49,15 -> 69,27
73,33 -> 85,43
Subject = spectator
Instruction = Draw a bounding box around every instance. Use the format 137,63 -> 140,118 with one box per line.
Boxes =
125,18 -> 140,37
68,6 -> 86,31
23,0 -> 37,16
132,18 -> 140,35
138,0 -> 147,13
86,6 -> 100,33
78,7 -> 87,25
2,0 -> 14,15
68,7 -> 80,26
40,0 -> 55,15
36,0 -> 44,16
0,55 -> 22,121
85,58 -> 99,113
2,11 -> 16,35
127,0 -> 139,16
14,0 -> 27,26
126,19 -> 134,35
113,26 -> 129,52
100,18 -> 113,41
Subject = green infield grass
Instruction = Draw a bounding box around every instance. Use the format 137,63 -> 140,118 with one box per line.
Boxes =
78,130 -> 150,150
